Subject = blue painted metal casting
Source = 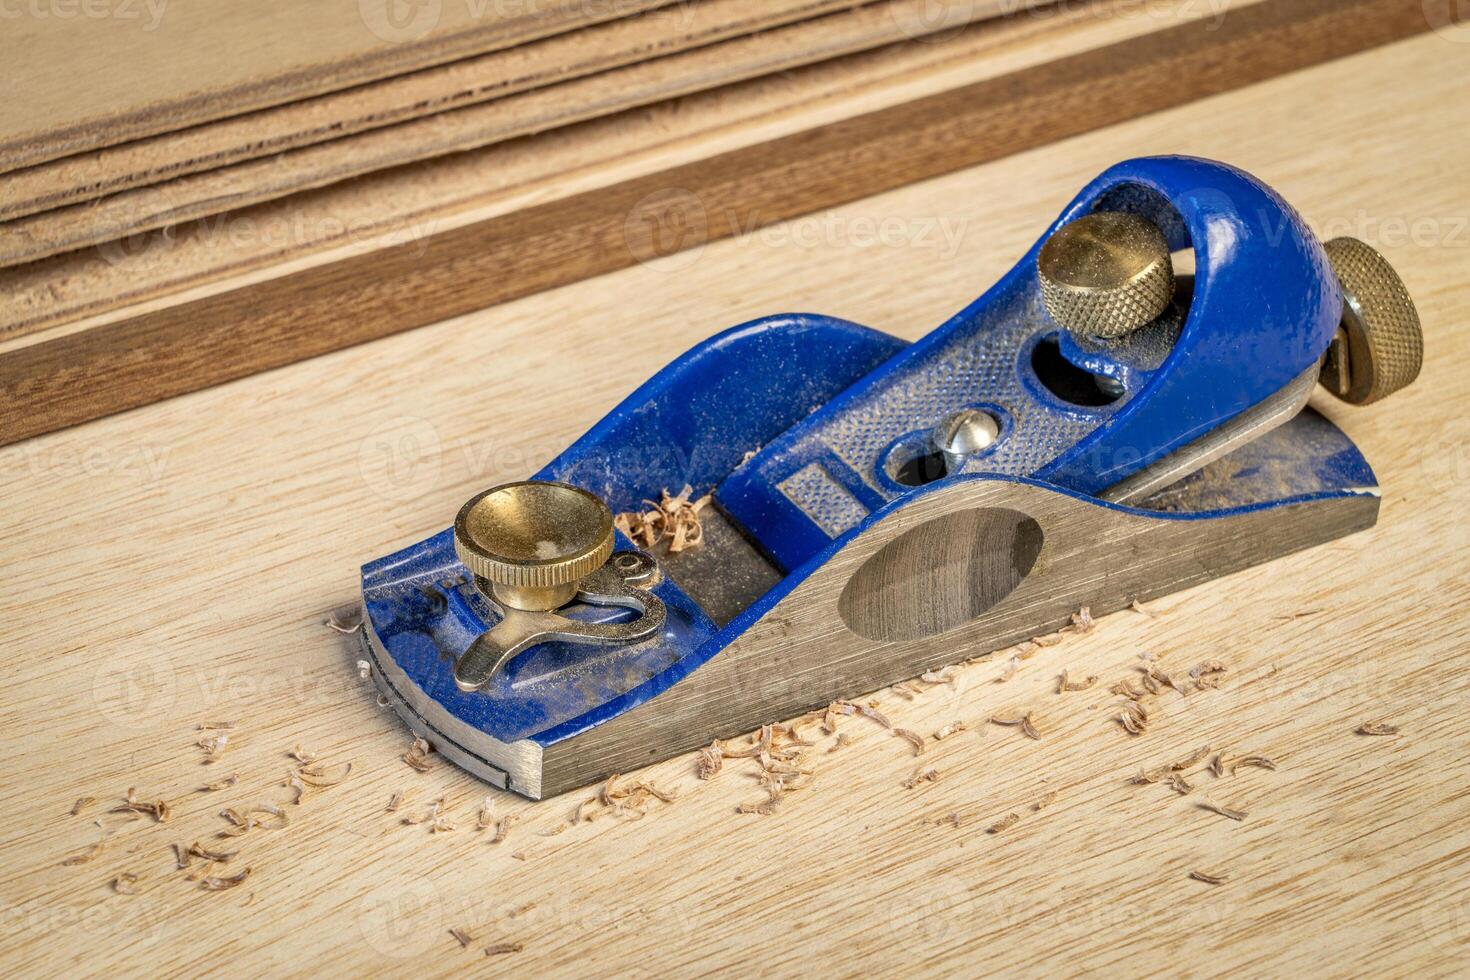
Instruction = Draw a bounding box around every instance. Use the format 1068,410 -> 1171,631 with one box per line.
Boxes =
361,156 -> 1372,775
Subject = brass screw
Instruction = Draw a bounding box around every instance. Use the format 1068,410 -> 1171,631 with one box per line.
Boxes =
1037,211 -> 1175,339
1319,237 -> 1423,405
453,481 -> 614,611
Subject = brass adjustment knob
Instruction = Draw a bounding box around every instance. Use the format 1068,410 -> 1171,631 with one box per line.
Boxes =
1038,211 -> 1175,339
454,481 -> 614,612
1319,237 -> 1423,405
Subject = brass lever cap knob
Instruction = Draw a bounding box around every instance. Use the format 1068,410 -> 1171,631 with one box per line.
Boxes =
1038,211 -> 1174,339
1319,237 -> 1423,405
454,481 -> 614,611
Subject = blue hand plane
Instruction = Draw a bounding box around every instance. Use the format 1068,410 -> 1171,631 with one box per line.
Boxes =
357,156 -> 1422,799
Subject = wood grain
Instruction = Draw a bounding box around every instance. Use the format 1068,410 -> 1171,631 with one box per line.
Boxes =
0,0 -> 1185,342
0,0 -> 676,173
0,0 -> 900,221
0,28 -> 1467,976
0,0 -> 1050,264
0,0 -> 1443,449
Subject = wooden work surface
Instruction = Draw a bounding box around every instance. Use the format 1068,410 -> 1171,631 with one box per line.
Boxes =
3,29 -> 1469,978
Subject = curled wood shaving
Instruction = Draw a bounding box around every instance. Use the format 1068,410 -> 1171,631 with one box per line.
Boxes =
484,942 -> 524,956
1132,766 -> 1168,785
903,767 -> 941,789
199,774 -> 239,792
1199,800 -> 1247,822
173,843 -> 192,871
1111,679 -> 1146,701
696,743 -> 723,780
283,771 -> 306,805
736,796 -> 779,816
995,655 -> 1020,683
200,867 -> 252,891
476,798 -> 496,830
1021,715 -> 1042,740
1232,755 -> 1278,774
920,666 -> 959,687
1129,599 -> 1155,617
1190,870 -> 1229,885
290,744 -> 318,764
893,728 -> 926,755
491,815 -> 517,844
197,733 -> 230,762
1058,670 -> 1098,693
934,721 -> 967,741
1117,701 -> 1148,736
614,485 -> 712,554
852,703 -> 892,730
828,733 -> 852,753
325,608 -> 363,633
1356,721 -> 1399,737
1068,607 -> 1095,634
297,761 -> 353,786
112,873 -> 141,895
1173,745 -> 1213,771
987,812 -> 1020,834
403,736 -> 435,772
449,928 -> 475,948
403,798 -> 445,827
1033,790 -> 1058,811
113,788 -> 171,823
70,797 -> 95,816
188,842 -> 238,862
1168,773 -> 1193,796
387,791 -> 405,813
60,837 -> 107,866
1210,754 -> 1227,778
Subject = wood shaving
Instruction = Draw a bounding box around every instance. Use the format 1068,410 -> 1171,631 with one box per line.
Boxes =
283,771 -> 306,805
60,837 -> 107,866
476,798 -> 496,830
903,767 -> 940,789
1210,754 -> 1227,778
536,823 -> 570,837
357,659 -> 372,679
297,761 -> 353,786
828,733 -> 853,752
325,608 -> 363,633
197,732 -> 230,763
289,744 -> 318,764
1032,632 -> 1065,648
987,812 -> 1020,834
893,728 -> 926,755
197,721 -> 236,730
696,742 -> 723,780
200,867 -> 252,891
736,797 -> 779,816
1199,801 -> 1247,822
188,842 -> 238,862
1129,599 -> 1155,617
70,796 -> 95,816
199,774 -> 239,792
1167,773 -> 1193,795
1021,715 -> 1042,741
484,942 -> 524,956
990,711 -> 1029,727
1131,766 -> 1168,785
1111,679 -> 1146,700
1117,701 -> 1148,736
920,666 -> 959,686
112,873 -> 141,895
1189,870 -> 1229,885
449,928 -> 475,948
491,815 -> 517,844
1356,721 -> 1399,737
1190,660 -> 1228,690
995,655 -> 1020,683
614,486 -> 712,553
113,788 -> 171,823
852,703 -> 892,730
1033,790 -> 1058,811
1058,670 -> 1098,693
934,721 -> 968,741
1232,755 -> 1278,773
387,791 -> 405,813
403,736 -> 435,771
1068,607 -> 1095,633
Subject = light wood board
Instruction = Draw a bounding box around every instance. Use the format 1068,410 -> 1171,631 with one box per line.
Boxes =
0,0 -> 1050,265
0,0 -> 1187,342
0,0 -> 676,173
0,0 -> 896,222
1,26 -> 1467,977
0,0 -> 1434,446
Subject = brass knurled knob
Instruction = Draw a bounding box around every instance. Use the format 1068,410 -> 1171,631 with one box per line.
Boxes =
1319,237 -> 1423,406
454,481 -> 614,611
1037,211 -> 1175,339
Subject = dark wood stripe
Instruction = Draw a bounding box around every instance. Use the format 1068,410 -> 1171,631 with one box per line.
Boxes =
0,0 -> 1448,446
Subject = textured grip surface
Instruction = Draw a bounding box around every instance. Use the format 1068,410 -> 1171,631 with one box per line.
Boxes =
1321,237 -> 1423,405
1037,211 -> 1175,338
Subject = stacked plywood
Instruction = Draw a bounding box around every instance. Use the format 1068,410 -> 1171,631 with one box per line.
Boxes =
0,0 -> 1453,445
